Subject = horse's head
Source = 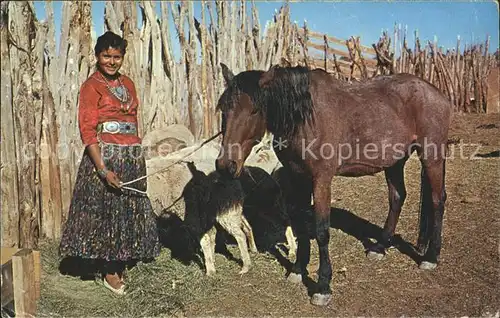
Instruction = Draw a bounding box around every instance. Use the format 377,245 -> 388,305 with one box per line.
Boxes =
215,63 -> 267,178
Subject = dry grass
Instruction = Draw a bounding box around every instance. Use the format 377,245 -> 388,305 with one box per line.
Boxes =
37,238 -> 300,317
37,113 -> 499,317
38,242 -> 193,317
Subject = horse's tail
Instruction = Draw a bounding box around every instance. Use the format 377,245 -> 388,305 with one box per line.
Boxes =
417,158 -> 447,254
417,165 -> 431,254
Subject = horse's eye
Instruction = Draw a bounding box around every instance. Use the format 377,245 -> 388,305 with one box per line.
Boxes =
251,108 -> 259,115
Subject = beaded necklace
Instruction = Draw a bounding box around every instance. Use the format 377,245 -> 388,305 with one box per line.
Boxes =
100,72 -> 133,113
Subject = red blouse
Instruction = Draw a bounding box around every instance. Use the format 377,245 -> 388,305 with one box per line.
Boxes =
78,71 -> 142,146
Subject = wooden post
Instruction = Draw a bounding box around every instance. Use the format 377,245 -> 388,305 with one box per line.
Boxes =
273,5 -> 288,67
245,7 -> 255,70
78,2 -> 93,90
121,2 -> 146,132
57,2 -> 82,223
214,0 -> 227,132
207,0 -> 219,133
289,22 -> 298,66
12,249 -> 40,317
171,1 -> 190,131
392,23 -> 398,73
37,2 -> 63,240
323,34 -> 329,72
1,247 -> 20,308
9,1 -> 40,249
159,2 -> 179,125
201,0 -> 210,138
104,1 -> 120,34
455,36 -> 462,111
142,1 -> 170,131
1,1 -> 20,247
481,37 -> 490,112
229,1 -> 238,71
238,0 -> 246,72
32,19 -> 50,240
187,1 -> 199,138
401,25 -> 406,73
464,47 -> 472,112
215,0 -> 225,92
251,0 -> 262,64
32,250 -> 41,300
45,1 -> 57,97
353,36 -> 368,79
298,21 -> 310,68
40,70 -> 63,240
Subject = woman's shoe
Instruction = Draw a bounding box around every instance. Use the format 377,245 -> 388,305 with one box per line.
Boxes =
102,274 -> 126,295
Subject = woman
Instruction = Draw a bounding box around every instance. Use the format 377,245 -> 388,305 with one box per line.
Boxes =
59,31 -> 160,295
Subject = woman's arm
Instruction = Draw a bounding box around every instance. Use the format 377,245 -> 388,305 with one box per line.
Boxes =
86,144 -> 122,189
78,81 -> 122,189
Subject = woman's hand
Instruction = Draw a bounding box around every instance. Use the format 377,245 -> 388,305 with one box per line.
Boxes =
104,170 -> 122,189
85,144 -> 123,190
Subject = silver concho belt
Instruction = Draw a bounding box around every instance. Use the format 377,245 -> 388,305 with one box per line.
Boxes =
98,121 -> 137,135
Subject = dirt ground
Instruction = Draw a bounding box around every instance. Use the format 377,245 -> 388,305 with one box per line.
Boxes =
36,113 -> 499,317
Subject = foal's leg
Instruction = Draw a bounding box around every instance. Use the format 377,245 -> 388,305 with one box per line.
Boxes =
218,207 -> 252,274
367,159 -> 407,260
310,175 -> 333,306
241,215 -> 258,253
200,227 -> 217,276
418,160 -> 447,270
285,225 -> 297,258
274,193 -> 298,258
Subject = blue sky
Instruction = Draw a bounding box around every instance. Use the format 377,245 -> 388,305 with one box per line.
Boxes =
34,1 -> 499,59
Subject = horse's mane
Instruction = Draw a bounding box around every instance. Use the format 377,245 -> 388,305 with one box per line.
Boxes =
217,66 -> 314,137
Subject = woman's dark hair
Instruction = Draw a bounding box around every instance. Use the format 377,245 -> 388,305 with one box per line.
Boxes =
94,31 -> 127,56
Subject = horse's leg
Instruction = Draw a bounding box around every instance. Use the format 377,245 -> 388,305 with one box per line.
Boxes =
287,172 -> 313,284
310,175 -> 333,306
367,159 -> 407,260
418,160 -> 447,270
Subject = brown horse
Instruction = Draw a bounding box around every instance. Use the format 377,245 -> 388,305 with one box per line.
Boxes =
215,63 -> 452,306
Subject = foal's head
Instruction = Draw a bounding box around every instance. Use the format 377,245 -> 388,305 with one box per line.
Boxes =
215,64 -> 267,178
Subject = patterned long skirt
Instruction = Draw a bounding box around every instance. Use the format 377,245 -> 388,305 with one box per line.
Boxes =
59,142 -> 160,262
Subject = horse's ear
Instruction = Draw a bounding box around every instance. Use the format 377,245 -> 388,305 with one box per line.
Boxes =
258,65 -> 278,88
220,63 -> 234,85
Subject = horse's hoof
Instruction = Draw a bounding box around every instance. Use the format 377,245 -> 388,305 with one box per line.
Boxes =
366,251 -> 385,261
310,293 -> 332,306
239,266 -> 250,274
419,261 -> 437,270
287,272 -> 302,284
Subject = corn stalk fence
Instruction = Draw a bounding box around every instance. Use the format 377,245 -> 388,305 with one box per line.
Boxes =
300,25 -> 497,113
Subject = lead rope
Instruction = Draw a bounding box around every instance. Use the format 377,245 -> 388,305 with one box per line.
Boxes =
119,131 -> 222,195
